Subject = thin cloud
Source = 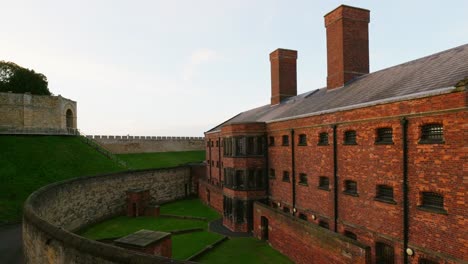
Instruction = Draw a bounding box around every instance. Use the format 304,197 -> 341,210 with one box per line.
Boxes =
182,49 -> 220,81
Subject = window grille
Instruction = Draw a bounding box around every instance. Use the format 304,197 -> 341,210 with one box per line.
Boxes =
246,137 -> 255,155
299,173 -> 307,185
318,220 -> 329,229
282,171 -> 290,182
375,242 -> 394,264
299,213 -> 307,221
419,259 -> 438,264
344,230 -> 357,240
269,136 -> 275,146
216,140 -> 219,147
235,137 -> 246,156
344,180 -> 357,195
269,169 -> 275,178
282,135 -> 289,146
298,134 -> 307,145
235,170 -> 245,189
421,192 -> 445,211
376,185 -> 394,202
420,124 -> 444,143
318,177 -> 330,190
344,130 -> 357,144
376,128 -> 393,144
318,132 -> 329,145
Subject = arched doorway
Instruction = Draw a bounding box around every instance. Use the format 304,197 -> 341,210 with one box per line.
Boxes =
66,109 -> 73,128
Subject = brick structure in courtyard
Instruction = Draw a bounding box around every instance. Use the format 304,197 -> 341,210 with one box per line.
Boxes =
199,4 -> 468,264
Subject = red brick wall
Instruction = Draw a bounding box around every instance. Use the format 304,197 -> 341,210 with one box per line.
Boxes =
198,180 -> 223,214
253,202 -> 370,264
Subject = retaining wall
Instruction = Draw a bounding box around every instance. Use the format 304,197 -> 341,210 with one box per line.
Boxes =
88,135 -> 205,154
23,167 -> 200,264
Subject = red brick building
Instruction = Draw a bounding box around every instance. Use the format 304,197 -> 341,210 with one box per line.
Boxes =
200,5 -> 467,264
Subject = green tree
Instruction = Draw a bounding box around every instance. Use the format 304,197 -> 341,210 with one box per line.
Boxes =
0,61 -> 51,95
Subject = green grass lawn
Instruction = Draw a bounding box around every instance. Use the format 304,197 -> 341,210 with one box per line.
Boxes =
0,135 -> 125,224
117,150 -> 205,170
196,237 -> 293,264
161,198 -> 219,221
79,216 -> 209,240
172,231 -> 223,260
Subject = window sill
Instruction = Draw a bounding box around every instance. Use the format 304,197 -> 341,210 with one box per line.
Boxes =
375,141 -> 394,145
282,144 -> 290,147
297,143 -> 307,146
298,182 -> 308,186
343,142 -> 357,145
317,143 -> 329,146
417,206 -> 448,215
374,197 -> 397,204
318,186 -> 331,191
418,140 -> 445,145
343,191 -> 359,197
282,179 -> 291,183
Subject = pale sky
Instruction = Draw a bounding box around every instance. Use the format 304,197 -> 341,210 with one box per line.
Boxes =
1,1 -> 467,136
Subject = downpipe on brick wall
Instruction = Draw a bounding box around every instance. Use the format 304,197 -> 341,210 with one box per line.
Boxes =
291,129 -> 296,216
401,117 -> 409,264
332,124 -> 338,232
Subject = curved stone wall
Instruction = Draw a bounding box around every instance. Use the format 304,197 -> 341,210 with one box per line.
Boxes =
23,167 -> 197,263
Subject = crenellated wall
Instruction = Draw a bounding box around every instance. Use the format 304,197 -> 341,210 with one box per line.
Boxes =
89,135 -> 205,154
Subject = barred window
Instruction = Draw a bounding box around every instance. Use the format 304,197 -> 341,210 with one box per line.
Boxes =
299,173 -> 307,185
344,230 -> 357,240
298,134 -> 307,146
299,213 -> 307,221
376,185 -> 395,203
211,141 -> 214,147
269,169 -> 275,179
235,137 -> 246,155
420,192 -> 445,213
318,220 -> 329,229
246,137 -> 255,155
318,132 -> 329,145
318,176 -> 330,190
344,130 -> 357,145
282,171 -> 290,182
282,135 -> 289,146
216,140 -> 219,147
283,206 -> 290,213
419,259 -> 438,264
420,124 -> 444,143
269,136 -> 275,146
376,242 -> 394,264
376,128 -> 393,144
344,180 -> 357,195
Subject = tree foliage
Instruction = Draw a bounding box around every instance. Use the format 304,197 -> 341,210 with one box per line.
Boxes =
0,61 -> 51,95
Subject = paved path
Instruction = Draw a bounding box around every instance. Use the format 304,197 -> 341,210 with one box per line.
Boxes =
0,224 -> 23,264
208,218 -> 252,237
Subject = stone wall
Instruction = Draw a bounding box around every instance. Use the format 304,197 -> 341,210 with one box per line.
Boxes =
89,135 -> 205,154
0,92 -> 77,131
23,166 -> 200,264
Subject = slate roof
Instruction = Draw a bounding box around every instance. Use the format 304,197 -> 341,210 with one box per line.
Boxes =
207,44 -> 468,133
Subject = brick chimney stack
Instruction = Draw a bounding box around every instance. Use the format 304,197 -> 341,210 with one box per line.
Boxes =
270,49 -> 297,105
324,5 -> 370,90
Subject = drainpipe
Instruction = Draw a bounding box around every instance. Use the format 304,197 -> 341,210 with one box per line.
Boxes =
291,129 -> 296,216
401,118 -> 409,264
332,124 -> 338,232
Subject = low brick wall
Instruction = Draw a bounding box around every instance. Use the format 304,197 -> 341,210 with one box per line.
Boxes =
23,167 -> 198,264
89,135 -> 205,154
253,202 -> 371,264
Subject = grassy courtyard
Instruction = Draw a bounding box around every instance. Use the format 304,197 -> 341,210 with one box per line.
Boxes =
80,198 -> 292,263
117,150 -> 205,170
0,135 -> 125,224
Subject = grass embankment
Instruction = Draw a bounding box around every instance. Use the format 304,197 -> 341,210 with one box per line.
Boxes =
79,198 -> 223,260
197,237 -> 294,264
117,150 -> 205,170
0,135 -> 125,224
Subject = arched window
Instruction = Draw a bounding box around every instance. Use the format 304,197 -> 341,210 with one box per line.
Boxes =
66,109 -> 74,128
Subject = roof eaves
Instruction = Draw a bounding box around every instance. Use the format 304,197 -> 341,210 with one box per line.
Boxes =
266,86 -> 458,124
